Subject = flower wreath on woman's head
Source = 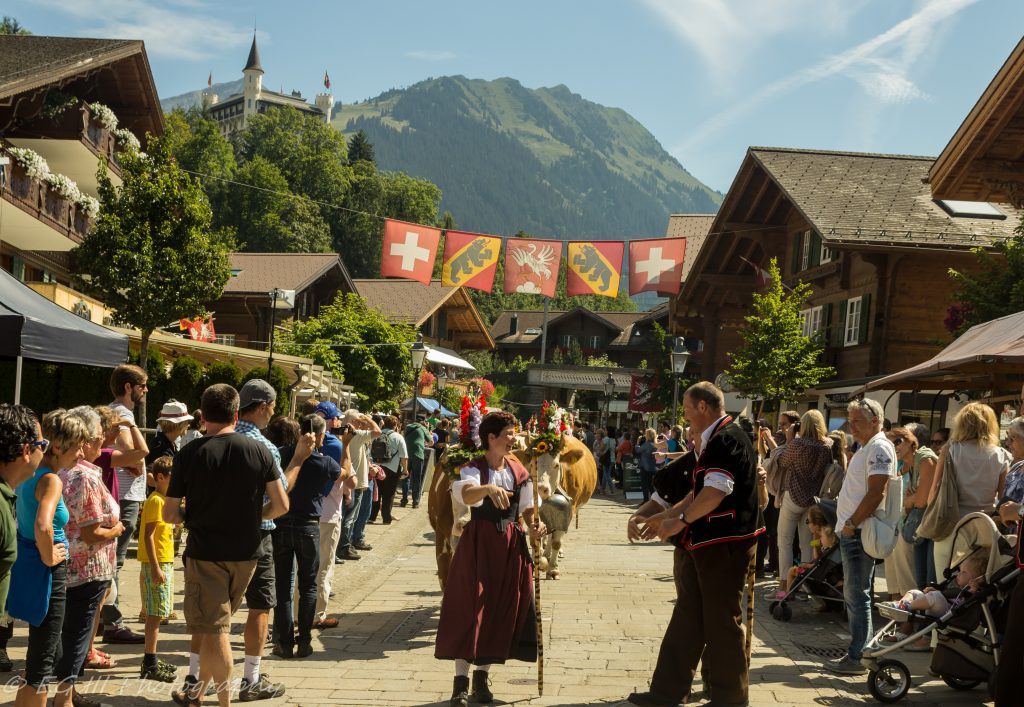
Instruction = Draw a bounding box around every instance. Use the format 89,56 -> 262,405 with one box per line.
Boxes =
441,393 -> 489,477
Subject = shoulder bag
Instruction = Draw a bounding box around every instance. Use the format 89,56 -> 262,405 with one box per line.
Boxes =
915,442 -> 960,542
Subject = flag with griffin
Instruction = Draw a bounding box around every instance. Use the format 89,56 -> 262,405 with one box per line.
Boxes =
503,238 -> 562,297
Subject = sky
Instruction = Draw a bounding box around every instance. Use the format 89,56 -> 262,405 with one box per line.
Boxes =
14,0 -> 1024,192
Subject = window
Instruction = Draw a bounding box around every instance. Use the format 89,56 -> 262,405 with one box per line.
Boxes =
588,336 -> 601,349
844,297 -> 862,346
800,230 -> 811,270
559,335 -> 577,348
820,242 -> 832,264
935,200 -> 1006,219
215,333 -> 236,346
800,306 -> 823,338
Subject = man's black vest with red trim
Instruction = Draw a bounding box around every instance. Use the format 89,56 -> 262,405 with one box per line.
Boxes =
685,417 -> 765,551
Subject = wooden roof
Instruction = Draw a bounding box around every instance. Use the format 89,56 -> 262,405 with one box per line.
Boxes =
490,308 -> 667,347
665,214 -> 715,284
0,35 -> 163,137
353,279 -> 494,350
930,36 -> 1024,203
223,253 -> 355,295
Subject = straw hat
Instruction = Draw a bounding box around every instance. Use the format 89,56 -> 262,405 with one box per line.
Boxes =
156,400 -> 193,424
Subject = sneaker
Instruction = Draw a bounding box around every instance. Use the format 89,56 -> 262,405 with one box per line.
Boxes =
352,540 -> 372,551
296,642 -> 313,658
239,674 -> 286,701
103,625 -> 145,644
141,661 -> 176,683
0,648 -> 11,672
825,655 -> 867,675
271,642 -> 294,659
338,547 -> 361,561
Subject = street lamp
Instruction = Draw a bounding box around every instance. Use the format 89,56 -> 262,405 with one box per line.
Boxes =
602,371 -> 615,429
436,366 -> 448,392
670,337 -> 691,425
410,333 -> 428,423
266,288 -> 295,373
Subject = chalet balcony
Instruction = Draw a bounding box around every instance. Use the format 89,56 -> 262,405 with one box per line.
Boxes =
1,158 -> 95,251
6,101 -> 124,197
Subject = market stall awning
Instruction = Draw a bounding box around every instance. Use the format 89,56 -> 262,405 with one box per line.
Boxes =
425,345 -> 475,371
858,310 -> 1024,393
400,397 -> 458,418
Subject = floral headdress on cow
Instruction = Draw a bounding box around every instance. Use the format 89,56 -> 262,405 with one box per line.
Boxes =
441,393 -> 489,477
529,400 -> 569,457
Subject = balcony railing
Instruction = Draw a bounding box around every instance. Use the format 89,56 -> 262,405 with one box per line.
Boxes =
4,158 -> 94,245
12,101 -> 122,174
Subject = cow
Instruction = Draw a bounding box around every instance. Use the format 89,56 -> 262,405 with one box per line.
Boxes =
427,459 -> 471,591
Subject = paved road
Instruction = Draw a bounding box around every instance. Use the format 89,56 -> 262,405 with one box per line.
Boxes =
3,491 -> 997,706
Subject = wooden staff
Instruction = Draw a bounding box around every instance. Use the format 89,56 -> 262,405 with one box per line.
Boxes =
744,553 -> 756,666
530,455 -> 544,696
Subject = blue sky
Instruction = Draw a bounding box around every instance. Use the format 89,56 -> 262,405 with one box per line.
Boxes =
16,0 -> 1024,192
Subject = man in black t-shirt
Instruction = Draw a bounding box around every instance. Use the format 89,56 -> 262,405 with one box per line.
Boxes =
164,384 -> 288,705
272,414 -> 341,659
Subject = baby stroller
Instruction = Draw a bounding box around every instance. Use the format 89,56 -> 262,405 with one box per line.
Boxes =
769,498 -> 846,621
862,511 -> 1020,702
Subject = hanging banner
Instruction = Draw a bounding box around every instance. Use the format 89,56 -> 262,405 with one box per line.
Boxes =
503,238 -> 562,296
381,219 -> 441,285
628,237 -> 686,295
180,315 -> 216,343
628,374 -> 664,413
566,241 -> 624,297
441,230 -> 501,292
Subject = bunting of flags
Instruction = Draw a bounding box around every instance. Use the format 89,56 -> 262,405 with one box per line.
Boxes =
379,218 -> 689,297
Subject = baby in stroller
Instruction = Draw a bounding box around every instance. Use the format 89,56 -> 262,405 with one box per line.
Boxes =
783,505 -> 838,594
890,552 -> 987,617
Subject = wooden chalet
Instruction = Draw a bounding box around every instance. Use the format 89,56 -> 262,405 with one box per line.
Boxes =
671,146 -> 1023,426
353,279 -> 494,353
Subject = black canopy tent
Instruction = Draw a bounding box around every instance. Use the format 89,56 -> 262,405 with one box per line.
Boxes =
0,268 -> 128,403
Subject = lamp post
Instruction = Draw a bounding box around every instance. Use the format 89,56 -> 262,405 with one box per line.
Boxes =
436,366 -> 448,392
410,333 -> 428,423
602,371 -> 615,429
266,288 -> 295,373
670,337 -> 691,425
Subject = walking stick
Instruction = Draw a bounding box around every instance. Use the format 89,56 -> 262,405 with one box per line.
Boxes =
529,456 -> 544,696
744,553 -> 756,666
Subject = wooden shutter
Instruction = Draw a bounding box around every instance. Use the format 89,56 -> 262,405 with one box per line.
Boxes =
791,235 -> 802,274
809,232 -> 822,267
833,300 -> 847,346
858,293 -> 872,345
822,303 -> 833,344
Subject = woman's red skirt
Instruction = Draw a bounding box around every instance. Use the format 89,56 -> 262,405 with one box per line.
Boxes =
434,519 -> 537,664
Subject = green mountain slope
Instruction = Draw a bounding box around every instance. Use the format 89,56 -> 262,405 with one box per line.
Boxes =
333,76 -> 720,238
160,79 -> 243,113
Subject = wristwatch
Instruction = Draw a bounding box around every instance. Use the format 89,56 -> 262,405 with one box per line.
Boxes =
678,513 -> 690,526
844,519 -> 855,530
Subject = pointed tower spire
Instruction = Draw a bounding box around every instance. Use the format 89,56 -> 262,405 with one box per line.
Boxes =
243,34 -> 263,74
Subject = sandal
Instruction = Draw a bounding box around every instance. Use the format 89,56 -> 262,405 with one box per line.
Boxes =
84,649 -> 116,669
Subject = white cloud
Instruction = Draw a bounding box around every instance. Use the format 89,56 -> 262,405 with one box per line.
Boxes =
27,0 -> 251,60
673,0 -> 979,151
404,50 -> 457,62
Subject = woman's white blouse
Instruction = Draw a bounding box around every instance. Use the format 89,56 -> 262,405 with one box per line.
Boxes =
452,463 -> 536,510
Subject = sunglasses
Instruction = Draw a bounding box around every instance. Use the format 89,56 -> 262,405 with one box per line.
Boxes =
930,439 -> 944,445
31,439 -> 50,453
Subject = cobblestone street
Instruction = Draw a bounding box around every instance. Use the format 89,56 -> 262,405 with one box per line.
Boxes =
3,491 -> 998,706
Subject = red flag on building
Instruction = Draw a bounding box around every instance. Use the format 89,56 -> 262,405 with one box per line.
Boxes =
628,374 -> 664,413
441,230 -> 501,292
207,72 -> 212,88
739,255 -> 772,288
566,241 -> 624,297
380,219 -> 441,284
180,315 -> 216,343
628,237 -> 686,295
503,238 -> 562,297
324,71 -> 331,90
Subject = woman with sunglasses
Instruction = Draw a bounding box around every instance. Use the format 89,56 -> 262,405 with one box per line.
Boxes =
11,409 -> 86,707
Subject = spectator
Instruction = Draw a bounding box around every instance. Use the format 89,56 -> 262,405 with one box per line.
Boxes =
147,400 -> 193,466
313,415 -> 355,629
300,398 -> 321,416
402,415 -> 433,509
102,363 -> 149,645
998,416 -> 1024,509
769,410 -> 832,600
369,416 -> 408,525
903,423 -> 938,589
596,428 -> 615,495
627,382 -> 763,706
928,402 -> 1010,573
996,477 -> 1024,704
164,384 -> 290,707
51,407 -> 124,707
181,411 -> 204,447
930,427 -> 950,450
434,419 -> 450,457
0,404 -> 44,674
615,430 -> 634,489
264,416 -> 300,449
826,397 -> 896,675
137,456 -> 177,684
635,429 -> 658,503
315,403 -> 357,567
273,414 -> 341,659
333,411 -> 380,568
9,409 -> 77,707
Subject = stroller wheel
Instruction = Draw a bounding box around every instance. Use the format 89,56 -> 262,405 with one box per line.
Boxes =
868,660 -> 911,703
941,675 -> 981,691
770,601 -> 792,621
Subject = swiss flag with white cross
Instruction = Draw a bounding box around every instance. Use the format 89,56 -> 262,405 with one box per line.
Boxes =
380,219 -> 442,285
628,237 -> 686,295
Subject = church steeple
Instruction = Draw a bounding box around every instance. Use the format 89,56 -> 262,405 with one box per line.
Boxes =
243,34 -> 263,74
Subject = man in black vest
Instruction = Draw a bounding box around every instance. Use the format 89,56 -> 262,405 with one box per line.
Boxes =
627,381 -> 764,707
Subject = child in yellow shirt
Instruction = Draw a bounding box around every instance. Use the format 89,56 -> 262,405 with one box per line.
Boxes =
139,457 -> 176,682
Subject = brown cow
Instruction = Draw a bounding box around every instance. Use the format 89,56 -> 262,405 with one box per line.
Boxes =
426,458 -> 471,590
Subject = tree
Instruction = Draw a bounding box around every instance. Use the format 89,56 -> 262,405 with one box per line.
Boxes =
947,220 -> 1024,335
276,292 -> 417,408
0,16 -> 30,34
725,258 -> 835,414
72,134 -> 232,423
163,108 -> 237,230
347,129 -> 375,164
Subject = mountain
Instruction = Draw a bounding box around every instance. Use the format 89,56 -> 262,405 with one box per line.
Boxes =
160,79 -> 243,113
334,76 -> 720,238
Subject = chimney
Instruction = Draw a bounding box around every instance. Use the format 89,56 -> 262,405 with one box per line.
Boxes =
509,313 -> 518,336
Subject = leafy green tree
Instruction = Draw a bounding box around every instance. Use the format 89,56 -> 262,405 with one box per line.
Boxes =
347,129 -> 375,164
163,108 -> 237,232
72,135 -> 232,423
725,259 -> 835,415
201,360 -> 243,389
947,220 -> 1024,335
276,292 -> 417,408
166,356 -> 204,409
0,16 -> 30,34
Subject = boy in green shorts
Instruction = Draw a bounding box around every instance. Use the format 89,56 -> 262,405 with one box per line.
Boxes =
140,456 -> 176,682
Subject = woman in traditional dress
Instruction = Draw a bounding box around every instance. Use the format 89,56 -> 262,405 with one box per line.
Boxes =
435,411 -> 547,707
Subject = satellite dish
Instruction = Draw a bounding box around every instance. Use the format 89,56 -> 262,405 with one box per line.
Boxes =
715,373 -> 737,393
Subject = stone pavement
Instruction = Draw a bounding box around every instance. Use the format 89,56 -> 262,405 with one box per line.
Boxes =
3,491 -> 997,706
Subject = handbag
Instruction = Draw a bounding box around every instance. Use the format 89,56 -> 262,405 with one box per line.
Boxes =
862,474 -> 902,559
6,536 -> 53,626
915,443 -> 961,542
901,506 -> 924,544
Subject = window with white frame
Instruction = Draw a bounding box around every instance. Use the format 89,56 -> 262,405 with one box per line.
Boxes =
215,333 -> 236,346
559,335 -> 576,348
800,230 -> 811,270
588,335 -> 601,349
800,306 -> 823,337
844,297 -> 862,346
820,241 -> 832,264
